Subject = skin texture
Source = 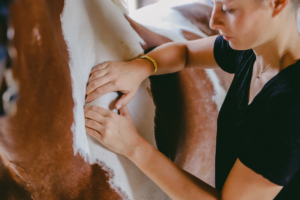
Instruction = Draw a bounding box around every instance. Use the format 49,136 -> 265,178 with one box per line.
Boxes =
0,0 -> 124,199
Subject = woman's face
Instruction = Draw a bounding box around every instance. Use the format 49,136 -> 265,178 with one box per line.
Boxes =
209,0 -> 277,50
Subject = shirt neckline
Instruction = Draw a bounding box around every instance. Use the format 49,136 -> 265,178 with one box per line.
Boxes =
243,53 -> 300,107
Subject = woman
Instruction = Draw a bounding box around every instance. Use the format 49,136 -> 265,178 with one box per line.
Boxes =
84,0 -> 300,199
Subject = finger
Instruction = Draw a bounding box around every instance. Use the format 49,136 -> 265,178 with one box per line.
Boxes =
88,68 -> 109,84
84,105 -> 111,118
115,92 -> 135,110
85,82 -> 117,103
84,108 -> 106,124
119,105 -> 129,115
119,105 -> 133,121
86,75 -> 112,95
85,118 -> 105,134
91,62 -> 109,74
86,127 -> 103,142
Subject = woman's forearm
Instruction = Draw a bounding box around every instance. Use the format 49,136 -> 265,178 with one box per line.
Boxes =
131,42 -> 188,77
130,35 -> 219,80
127,140 -> 221,200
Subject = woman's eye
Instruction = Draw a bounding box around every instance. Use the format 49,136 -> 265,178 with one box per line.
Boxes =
222,9 -> 234,13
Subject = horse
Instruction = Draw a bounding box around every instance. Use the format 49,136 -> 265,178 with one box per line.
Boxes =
0,0 -> 230,199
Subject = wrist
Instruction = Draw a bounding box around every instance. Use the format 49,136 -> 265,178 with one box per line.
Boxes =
130,58 -> 156,80
126,138 -> 156,166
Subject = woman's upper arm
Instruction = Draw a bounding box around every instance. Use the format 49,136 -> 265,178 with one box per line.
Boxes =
185,34 -> 242,73
222,158 -> 283,200
184,35 -> 220,69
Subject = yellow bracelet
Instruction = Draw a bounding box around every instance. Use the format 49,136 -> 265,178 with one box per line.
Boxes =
139,55 -> 158,75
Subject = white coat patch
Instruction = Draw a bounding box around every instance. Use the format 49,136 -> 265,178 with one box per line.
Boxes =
61,0 -> 170,199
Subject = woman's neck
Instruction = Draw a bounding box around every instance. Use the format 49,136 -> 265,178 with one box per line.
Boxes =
252,26 -> 300,73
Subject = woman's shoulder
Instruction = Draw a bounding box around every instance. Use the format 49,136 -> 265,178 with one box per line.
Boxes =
280,60 -> 300,94
265,60 -> 300,96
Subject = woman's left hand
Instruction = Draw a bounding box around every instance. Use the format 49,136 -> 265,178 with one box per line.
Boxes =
84,105 -> 147,157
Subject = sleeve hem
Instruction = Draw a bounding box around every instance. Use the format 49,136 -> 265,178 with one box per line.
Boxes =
213,35 -> 236,74
238,156 -> 288,186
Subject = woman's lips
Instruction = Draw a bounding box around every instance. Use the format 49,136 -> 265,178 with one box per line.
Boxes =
222,35 -> 232,41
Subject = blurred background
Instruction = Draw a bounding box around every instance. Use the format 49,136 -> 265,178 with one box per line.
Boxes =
126,0 -> 214,13
125,0 -> 300,32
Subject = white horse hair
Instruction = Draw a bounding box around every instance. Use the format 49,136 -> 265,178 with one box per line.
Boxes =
61,0 -> 169,199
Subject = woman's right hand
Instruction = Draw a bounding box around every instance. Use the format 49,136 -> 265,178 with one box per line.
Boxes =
85,58 -> 154,109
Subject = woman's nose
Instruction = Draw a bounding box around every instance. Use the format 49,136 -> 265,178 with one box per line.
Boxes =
209,8 -> 223,31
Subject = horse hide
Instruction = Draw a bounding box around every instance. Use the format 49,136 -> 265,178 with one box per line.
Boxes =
61,0 -> 170,199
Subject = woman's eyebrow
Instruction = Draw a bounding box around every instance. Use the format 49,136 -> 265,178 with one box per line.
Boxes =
213,0 -> 233,4
214,0 -> 231,2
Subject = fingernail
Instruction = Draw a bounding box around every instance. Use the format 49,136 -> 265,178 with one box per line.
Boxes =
116,104 -> 121,110
85,98 -> 89,103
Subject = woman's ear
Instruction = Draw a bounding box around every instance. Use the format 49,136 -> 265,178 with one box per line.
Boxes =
271,0 -> 290,17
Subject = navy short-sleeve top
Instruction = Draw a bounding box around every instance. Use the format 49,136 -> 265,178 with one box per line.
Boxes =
213,34 -> 300,199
